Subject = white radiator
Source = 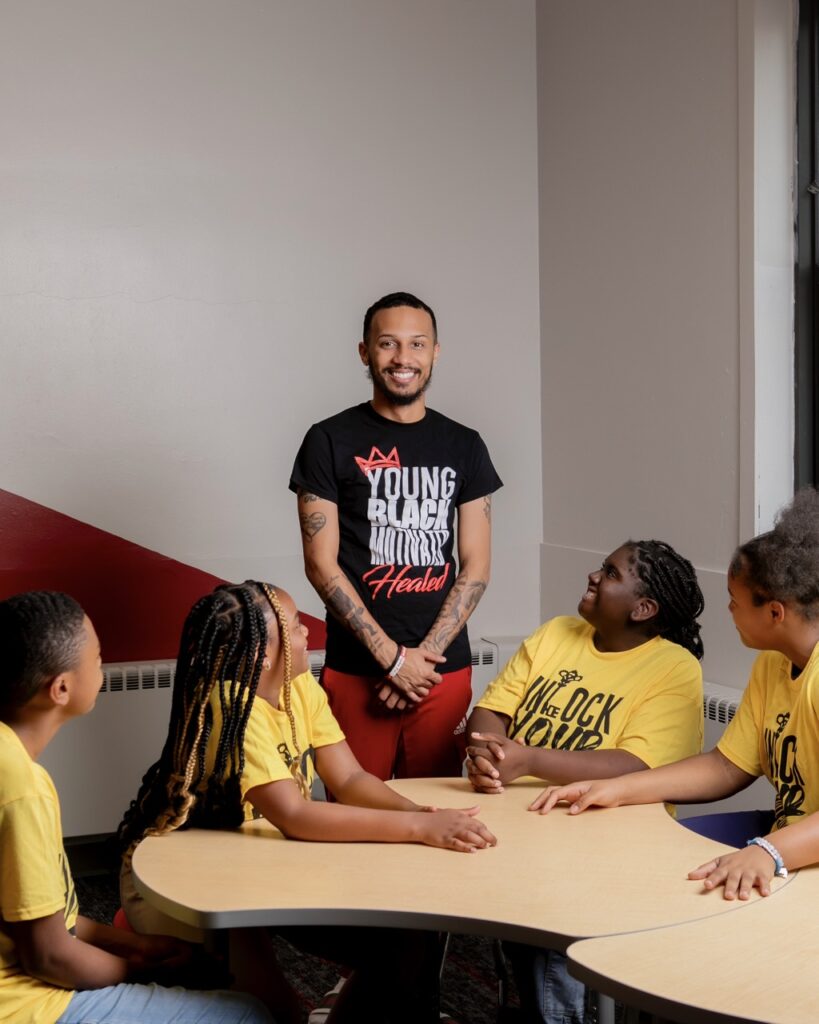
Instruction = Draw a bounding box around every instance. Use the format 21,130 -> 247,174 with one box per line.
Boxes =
41,642 -> 505,838
39,662 -> 177,838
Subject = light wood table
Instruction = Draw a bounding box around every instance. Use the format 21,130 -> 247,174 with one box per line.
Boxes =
568,865 -> 818,1024
132,777 -> 786,952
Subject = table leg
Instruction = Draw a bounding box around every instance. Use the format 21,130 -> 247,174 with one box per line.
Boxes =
597,992 -> 616,1024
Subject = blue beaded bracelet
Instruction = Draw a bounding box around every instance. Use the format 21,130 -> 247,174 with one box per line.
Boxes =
746,836 -> 788,878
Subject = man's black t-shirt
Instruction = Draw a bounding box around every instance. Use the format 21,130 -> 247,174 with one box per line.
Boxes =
290,403 -> 502,675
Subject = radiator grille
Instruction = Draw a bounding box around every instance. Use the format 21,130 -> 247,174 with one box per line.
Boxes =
701,682 -> 742,726
101,663 -> 175,693
703,694 -> 739,725
101,659 -> 329,689
471,643 -> 497,667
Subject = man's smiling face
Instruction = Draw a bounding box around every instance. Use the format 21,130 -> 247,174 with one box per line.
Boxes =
359,305 -> 439,407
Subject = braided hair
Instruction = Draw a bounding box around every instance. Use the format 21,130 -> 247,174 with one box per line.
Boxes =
730,488 -> 819,619
626,540 -> 705,660
261,583 -> 311,800
117,581 -> 309,854
0,591 -> 86,717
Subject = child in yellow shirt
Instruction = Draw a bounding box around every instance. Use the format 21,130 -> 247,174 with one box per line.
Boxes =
118,580 -> 496,1024
0,591 -> 270,1024
466,538 -> 705,1024
538,490 -> 819,903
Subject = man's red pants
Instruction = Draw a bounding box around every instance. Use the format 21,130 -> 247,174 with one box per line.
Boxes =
321,666 -> 472,780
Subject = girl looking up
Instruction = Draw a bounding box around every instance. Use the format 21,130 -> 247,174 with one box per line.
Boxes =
465,538 -> 705,1024
536,490 -> 819,903
466,538 -> 705,792
118,581 -> 495,1023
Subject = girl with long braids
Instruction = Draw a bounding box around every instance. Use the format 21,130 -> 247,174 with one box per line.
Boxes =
537,489 -> 819,902
118,581 -> 495,1023
464,538 -> 706,1024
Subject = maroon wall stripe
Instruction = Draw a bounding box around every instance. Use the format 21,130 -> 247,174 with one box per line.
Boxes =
0,488 -> 326,661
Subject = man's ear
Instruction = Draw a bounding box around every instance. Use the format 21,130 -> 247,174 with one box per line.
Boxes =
358,340 -> 370,366
768,600 -> 786,625
45,673 -> 71,708
432,341 -> 440,364
630,597 -> 659,624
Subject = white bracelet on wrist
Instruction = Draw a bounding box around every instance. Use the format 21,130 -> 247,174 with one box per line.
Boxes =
746,836 -> 788,878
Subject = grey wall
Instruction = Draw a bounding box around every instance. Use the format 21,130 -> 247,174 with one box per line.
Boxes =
536,0 -> 794,688
0,0 -> 542,639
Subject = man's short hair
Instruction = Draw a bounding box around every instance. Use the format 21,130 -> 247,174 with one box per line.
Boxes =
0,591 -> 86,715
363,292 -> 437,342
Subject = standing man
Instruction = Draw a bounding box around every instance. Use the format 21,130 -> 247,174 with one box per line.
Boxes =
290,291 -> 502,780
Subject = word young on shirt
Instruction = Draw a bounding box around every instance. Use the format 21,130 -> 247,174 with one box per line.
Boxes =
509,670 -> 624,751
363,464 -> 457,569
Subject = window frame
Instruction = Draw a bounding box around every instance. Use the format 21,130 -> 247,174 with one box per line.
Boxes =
796,0 -> 819,486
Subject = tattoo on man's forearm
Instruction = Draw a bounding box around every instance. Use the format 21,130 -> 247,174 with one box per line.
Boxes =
350,608 -> 380,646
321,579 -> 382,655
482,495 -> 492,522
298,489 -> 320,504
320,580 -> 353,616
427,578 -> 487,653
299,511 -> 326,540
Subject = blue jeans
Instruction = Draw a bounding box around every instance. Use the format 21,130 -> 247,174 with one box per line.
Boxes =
56,982 -> 272,1024
505,943 -> 587,1024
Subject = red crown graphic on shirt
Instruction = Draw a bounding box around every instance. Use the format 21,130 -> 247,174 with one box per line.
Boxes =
354,446 -> 401,475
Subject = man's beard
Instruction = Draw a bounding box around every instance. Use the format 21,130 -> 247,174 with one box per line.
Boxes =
367,366 -> 433,407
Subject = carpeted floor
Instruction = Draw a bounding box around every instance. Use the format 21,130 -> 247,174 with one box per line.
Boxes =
75,872 -> 517,1023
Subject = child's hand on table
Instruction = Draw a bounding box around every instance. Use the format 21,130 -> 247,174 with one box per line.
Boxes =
529,780 -> 781,901
414,806 -> 497,852
527,778 -> 622,814
688,844 -> 777,900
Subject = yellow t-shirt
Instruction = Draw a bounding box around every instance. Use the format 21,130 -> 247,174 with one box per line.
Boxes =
718,643 -> 819,830
0,721 -> 77,1024
121,669 -> 346,935
476,616 -> 703,768
204,669 -> 345,815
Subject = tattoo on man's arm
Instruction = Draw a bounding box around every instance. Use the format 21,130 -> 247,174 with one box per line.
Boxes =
482,495 -> 492,522
349,608 -> 382,650
427,578 -> 488,653
299,511 -> 326,540
320,579 -> 353,616
298,489 -> 321,504
321,579 -> 383,656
